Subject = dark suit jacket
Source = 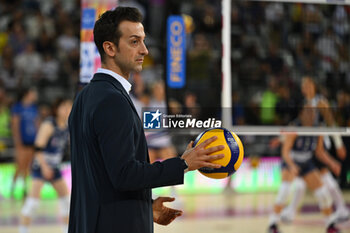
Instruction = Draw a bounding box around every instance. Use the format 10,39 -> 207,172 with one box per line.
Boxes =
68,73 -> 185,233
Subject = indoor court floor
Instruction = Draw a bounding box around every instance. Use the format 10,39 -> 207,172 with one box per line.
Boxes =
0,192 -> 349,233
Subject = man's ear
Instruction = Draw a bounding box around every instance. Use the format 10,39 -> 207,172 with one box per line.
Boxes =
102,41 -> 116,58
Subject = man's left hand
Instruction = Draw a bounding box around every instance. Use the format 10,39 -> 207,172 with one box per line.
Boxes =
152,197 -> 182,225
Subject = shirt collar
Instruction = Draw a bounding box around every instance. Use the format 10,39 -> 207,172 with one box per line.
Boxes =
96,68 -> 132,94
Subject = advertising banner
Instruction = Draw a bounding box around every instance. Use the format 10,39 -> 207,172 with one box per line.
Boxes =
80,0 -> 118,83
167,16 -> 186,89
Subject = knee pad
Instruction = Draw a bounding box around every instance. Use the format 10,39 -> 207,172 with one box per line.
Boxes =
58,195 -> 70,217
314,186 -> 332,210
322,172 -> 338,190
294,177 -> 306,192
275,182 -> 291,206
21,197 -> 40,217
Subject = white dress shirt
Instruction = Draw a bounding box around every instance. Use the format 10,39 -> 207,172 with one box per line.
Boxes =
96,68 -> 132,94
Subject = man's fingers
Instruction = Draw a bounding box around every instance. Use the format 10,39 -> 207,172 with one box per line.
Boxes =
175,211 -> 182,216
204,154 -> 225,161
197,136 -> 217,149
186,141 -> 194,150
200,162 -> 222,169
159,208 -> 183,225
167,207 -> 182,214
204,145 -> 225,155
159,197 -> 175,203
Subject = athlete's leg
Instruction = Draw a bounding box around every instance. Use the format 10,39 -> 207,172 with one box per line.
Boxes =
22,146 -> 35,196
280,177 -> 306,222
52,178 -> 70,233
303,170 -> 339,232
11,146 -> 26,197
268,168 -> 294,232
19,179 -> 44,233
320,168 -> 350,222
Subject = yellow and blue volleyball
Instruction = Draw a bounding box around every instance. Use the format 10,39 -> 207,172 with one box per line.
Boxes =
193,127 -> 244,179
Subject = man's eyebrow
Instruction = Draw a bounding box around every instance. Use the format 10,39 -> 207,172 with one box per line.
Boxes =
129,35 -> 146,39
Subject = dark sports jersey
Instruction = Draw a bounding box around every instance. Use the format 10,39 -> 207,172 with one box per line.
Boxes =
44,117 -> 69,154
33,117 -> 69,168
293,136 -> 318,152
290,119 -> 318,163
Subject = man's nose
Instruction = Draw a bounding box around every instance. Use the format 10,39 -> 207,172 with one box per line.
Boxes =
140,42 -> 148,56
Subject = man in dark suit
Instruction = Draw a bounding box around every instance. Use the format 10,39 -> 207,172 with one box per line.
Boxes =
68,7 -> 224,233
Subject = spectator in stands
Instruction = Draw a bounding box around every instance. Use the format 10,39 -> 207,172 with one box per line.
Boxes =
192,1 -> 221,34
303,4 -> 323,39
8,21 -> 28,56
187,33 -> 215,83
260,77 -> 279,125
56,27 -> 79,58
262,43 -> 285,77
289,3 -> 303,34
265,2 -> 285,37
232,92 -> 245,126
0,46 -> 18,91
316,27 -> 341,98
40,52 -> 59,85
332,5 -> 349,41
239,44 -> 263,86
338,44 -> 350,91
335,90 -> 350,127
296,31 -> 317,74
14,42 -> 42,87
183,91 -> 201,119
275,85 -> 300,125
35,31 -> 55,55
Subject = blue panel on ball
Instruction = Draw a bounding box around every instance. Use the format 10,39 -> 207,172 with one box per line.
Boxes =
223,128 -> 239,176
199,129 -> 239,175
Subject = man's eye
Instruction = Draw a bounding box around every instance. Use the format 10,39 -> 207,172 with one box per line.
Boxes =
132,40 -> 138,45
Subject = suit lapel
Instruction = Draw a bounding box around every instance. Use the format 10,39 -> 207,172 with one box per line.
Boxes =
91,73 -> 139,117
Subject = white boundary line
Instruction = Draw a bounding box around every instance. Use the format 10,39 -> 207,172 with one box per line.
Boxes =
252,0 -> 350,5
166,126 -> 350,136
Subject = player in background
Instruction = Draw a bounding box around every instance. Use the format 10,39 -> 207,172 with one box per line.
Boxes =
10,88 -> 39,197
146,81 -> 177,163
19,98 -> 72,233
281,77 -> 349,223
268,106 -> 341,233
144,81 -> 179,200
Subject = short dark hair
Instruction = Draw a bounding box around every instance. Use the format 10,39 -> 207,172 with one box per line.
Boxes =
93,7 -> 143,62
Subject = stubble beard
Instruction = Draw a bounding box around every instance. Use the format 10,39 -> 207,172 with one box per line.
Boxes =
114,56 -> 143,76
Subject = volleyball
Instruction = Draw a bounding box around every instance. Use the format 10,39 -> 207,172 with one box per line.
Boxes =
193,127 -> 244,179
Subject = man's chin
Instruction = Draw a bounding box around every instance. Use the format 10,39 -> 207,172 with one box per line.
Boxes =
134,65 -> 143,72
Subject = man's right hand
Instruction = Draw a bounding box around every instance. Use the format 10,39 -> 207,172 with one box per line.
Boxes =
181,136 -> 225,171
